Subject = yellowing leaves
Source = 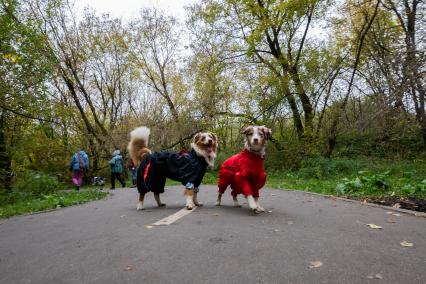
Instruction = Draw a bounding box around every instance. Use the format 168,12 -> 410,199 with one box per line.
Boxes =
400,241 -> 413,247
367,224 -> 382,229
308,261 -> 323,268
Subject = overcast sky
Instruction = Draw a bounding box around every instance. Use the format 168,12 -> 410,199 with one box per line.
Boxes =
73,0 -> 196,21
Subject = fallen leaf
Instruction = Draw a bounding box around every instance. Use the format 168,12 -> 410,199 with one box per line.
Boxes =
386,219 -> 396,223
120,214 -> 126,218
287,221 -> 294,225
386,211 -> 393,215
274,229 -> 280,232
267,210 -> 273,213
400,241 -> 413,247
367,224 -> 383,229
367,273 -> 383,279
212,213 -> 220,216
391,213 -> 402,217
414,212 -> 426,218
124,265 -> 133,271
393,203 -> 401,208
145,225 -> 153,229
362,200 -> 367,204
308,261 -> 323,268
271,194 -> 276,196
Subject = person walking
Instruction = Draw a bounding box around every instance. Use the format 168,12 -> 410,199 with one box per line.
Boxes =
109,149 -> 125,189
69,150 -> 89,191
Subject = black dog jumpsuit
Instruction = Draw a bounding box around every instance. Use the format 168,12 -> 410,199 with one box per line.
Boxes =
137,149 -> 208,195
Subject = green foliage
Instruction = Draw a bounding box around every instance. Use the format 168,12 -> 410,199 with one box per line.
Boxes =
0,189 -> 107,219
334,171 -> 390,196
12,171 -> 66,197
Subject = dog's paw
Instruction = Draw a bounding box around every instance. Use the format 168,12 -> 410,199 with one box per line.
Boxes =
136,203 -> 145,211
194,201 -> 203,207
215,201 -> 221,206
253,208 -> 262,214
256,206 -> 265,212
234,203 -> 242,208
186,205 -> 194,210
158,203 -> 166,207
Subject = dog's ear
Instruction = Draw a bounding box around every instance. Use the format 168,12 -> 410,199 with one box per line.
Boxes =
193,133 -> 202,143
209,132 -> 218,143
241,126 -> 253,135
260,126 -> 272,140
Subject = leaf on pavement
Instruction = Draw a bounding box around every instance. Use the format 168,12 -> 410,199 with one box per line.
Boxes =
414,212 -> 426,218
145,225 -> 153,229
393,203 -> 401,208
212,213 -> 220,216
308,261 -> 323,268
367,224 -> 383,229
367,273 -> 383,279
400,241 -> 413,247
391,213 -> 402,217
124,265 -> 133,271
287,221 -> 294,225
386,219 -> 396,223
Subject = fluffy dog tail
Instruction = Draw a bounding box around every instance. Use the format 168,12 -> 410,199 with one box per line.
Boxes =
128,127 -> 152,166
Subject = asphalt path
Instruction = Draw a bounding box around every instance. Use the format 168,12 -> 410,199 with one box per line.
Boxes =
0,186 -> 425,284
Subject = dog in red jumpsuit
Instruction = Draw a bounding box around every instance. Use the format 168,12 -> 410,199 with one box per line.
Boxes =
216,126 -> 272,214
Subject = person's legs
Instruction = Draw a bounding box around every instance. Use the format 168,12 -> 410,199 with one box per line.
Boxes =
110,172 -> 116,189
72,171 -> 83,190
117,173 -> 125,187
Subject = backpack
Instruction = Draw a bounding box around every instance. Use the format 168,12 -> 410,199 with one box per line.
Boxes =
114,156 -> 123,173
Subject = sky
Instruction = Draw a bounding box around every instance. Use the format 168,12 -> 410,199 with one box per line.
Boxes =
73,0 -> 196,22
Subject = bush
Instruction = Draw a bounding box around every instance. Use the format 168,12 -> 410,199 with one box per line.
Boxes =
335,171 -> 390,196
13,171 -> 66,197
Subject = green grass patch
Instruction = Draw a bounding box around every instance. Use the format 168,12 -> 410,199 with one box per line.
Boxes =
267,157 -> 426,200
0,189 -> 108,219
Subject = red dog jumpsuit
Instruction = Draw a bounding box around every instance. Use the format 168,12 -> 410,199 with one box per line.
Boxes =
218,149 -> 266,198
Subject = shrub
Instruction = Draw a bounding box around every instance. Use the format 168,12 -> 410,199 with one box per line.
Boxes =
13,171 -> 66,197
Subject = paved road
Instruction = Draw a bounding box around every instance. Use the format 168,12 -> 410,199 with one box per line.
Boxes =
0,186 -> 425,284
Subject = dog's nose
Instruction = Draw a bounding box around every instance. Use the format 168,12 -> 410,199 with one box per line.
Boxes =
208,139 -> 212,143
253,138 -> 259,143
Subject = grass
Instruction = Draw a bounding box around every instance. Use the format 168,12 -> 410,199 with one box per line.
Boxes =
163,157 -> 426,202
0,189 -> 108,219
266,157 -> 426,201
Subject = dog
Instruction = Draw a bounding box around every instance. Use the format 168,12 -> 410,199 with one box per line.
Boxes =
92,176 -> 105,190
128,127 -> 218,210
216,126 -> 272,214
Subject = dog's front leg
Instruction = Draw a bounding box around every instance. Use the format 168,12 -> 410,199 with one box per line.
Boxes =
137,193 -> 145,210
246,195 -> 261,214
233,195 -> 242,207
193,189 -> 203,207
215,193 -> 222,206
185,189 -> 196,210
254,197 -> 265,212
154,193 -> 166,207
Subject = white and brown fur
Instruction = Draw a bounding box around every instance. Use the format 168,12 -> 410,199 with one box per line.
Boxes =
216,125 -> 272,213
128,127 -> 217,210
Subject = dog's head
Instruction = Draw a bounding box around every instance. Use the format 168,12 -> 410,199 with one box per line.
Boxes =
242,126 -> 272,155
191,132 -> 218,167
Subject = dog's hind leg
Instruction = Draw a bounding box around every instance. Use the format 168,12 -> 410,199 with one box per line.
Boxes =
215,193 -> 222,206
154,193 -> 166,207
254,197 -> 265,212
137,193 -> 145,210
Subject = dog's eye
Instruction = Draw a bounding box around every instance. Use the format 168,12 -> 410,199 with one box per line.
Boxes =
259,133 -> 264,137
247,132 -> 253,136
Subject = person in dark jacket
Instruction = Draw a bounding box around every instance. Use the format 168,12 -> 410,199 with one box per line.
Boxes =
109,150 -> 125,189
128,159 -> 137,188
